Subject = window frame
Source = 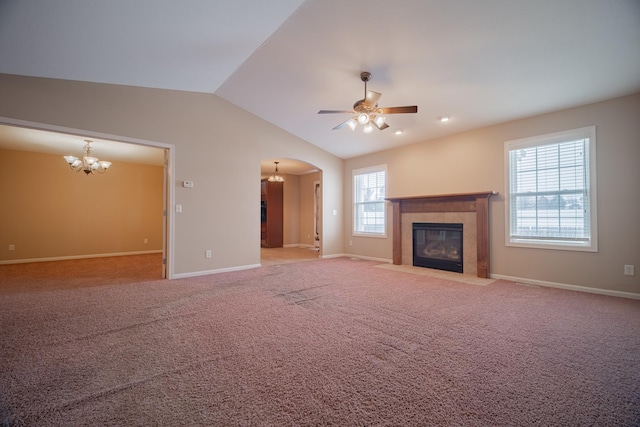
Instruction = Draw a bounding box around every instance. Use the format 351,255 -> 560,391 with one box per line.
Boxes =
353,164 -> 387,238
504,126 -> 598,252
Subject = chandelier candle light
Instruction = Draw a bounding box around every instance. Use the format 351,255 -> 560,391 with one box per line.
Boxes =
63,140 -> 111,175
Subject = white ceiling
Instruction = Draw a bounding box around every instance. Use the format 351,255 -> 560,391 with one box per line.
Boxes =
1,0 -> 639,170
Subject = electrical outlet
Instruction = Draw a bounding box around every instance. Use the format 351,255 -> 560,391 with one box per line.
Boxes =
143,238 -> 148,244
349,240 -> 352,246
8,244 -> 15,251
205,250 -> 212,259
624,265 -> 635,276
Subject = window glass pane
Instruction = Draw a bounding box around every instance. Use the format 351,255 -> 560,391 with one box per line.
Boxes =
559,165 -> 583,190
517,170 -> 536,193
537,144 -> 559,169
537,168 -> 559,192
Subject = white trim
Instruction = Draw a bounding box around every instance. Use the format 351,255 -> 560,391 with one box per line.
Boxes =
0,116 -> 176,279
351,232 -> 388,239
173,263 -> 261,279
0,250 -> 163,265
320,253 -> 347,259
491,273 -> 640,300
280,244 -> 319,250
0,117 -> 174,150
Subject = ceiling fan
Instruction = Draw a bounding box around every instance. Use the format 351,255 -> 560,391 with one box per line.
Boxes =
318,71 -> 418,133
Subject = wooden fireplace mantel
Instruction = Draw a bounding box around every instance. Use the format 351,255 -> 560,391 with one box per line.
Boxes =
386,191 -> 497,278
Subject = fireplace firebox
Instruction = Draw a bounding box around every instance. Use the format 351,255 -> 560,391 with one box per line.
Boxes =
413,223 -> 463,273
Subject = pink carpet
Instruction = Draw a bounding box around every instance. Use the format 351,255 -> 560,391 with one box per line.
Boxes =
1,257 -> 639,426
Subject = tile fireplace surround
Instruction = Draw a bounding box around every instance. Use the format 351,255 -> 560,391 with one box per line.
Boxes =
387,192 -> 497,278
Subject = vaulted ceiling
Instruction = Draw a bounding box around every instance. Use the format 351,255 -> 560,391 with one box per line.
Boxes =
1,0 -> 639,164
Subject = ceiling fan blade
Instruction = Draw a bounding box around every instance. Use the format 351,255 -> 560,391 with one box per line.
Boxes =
379,106 -> 418,114
318,110 -> 354,114
332,119 -> 355,130
373,121 -> 390,131
363,91 -> 382,107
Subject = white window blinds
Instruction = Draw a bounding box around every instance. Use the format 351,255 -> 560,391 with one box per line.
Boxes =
505,127 -> 597,251
353,166 -> 386,236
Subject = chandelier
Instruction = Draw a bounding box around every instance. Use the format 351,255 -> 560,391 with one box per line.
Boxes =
63,140 -> 111,175
267,161 -> 285,182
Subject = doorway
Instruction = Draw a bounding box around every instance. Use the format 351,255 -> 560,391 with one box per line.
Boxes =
0,117 -> 174,279
259,158 -> 322,266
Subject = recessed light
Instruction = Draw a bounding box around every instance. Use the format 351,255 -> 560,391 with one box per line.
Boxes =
395,130 -> 403,135
438,116 -> 450,123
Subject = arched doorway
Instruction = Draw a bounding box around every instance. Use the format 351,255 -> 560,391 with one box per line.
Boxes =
260,158 -> 322,266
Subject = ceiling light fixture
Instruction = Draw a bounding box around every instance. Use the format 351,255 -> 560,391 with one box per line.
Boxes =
267,161 -> 285,182
374,115 -> 386,128
439,116 -> 450,123
63,139 -> 111,175
319,72 -> 417,133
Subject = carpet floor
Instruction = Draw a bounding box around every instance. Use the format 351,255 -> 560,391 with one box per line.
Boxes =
1,257 -> 639,426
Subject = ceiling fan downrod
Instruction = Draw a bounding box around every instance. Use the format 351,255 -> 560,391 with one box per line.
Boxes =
360,71 -> 371,99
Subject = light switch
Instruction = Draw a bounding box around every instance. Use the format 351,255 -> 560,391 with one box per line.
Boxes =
176,204 -> 182,213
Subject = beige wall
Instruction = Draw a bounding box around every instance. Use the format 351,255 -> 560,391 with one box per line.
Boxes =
0,149 -> 163,261
345,93 -> 640,294
0,74 -> 344,276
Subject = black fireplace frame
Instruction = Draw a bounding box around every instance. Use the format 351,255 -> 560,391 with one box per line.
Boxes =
413,222 -> 463,273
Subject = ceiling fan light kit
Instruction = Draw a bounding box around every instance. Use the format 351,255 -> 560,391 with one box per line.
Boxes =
318,71 -> 417,133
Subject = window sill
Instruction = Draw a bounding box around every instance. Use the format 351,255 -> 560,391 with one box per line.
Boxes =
353,232 -> 388,239
507,239 -> 597,252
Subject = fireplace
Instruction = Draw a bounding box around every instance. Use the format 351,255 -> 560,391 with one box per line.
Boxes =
387,192 -> 496,278
413,223 -> 463,273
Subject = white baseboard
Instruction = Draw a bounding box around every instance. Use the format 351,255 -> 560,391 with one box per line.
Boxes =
283,243 -> 317,248
491,273 -> 640,300
173,263 -> 261,279
0,250 -> 163,265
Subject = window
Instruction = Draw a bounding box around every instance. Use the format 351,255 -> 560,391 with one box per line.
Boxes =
353,165 -> 387,236
505,126 -> 597,251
